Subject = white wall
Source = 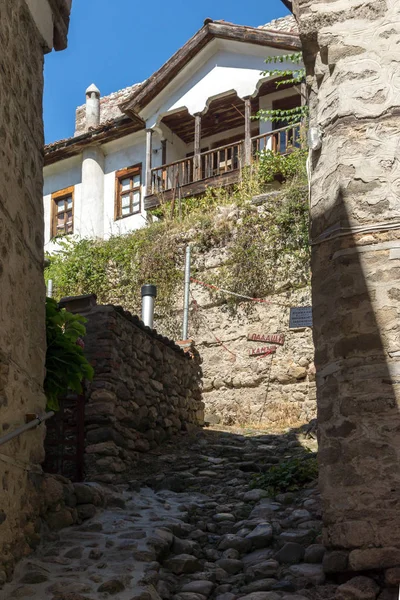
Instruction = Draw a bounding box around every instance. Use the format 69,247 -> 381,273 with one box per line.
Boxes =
144,39 -> 300,128
43,155 -> 82,251
103,131 -> 148,237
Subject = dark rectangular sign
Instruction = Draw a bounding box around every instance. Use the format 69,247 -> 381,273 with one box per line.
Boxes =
289,306 -> 313,329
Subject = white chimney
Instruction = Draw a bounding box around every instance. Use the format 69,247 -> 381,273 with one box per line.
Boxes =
85,83 -> 100,130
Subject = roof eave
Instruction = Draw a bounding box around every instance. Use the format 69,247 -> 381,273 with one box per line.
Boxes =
280,0 -> 293,14
44,115 -> 145,166
120,20 -> 301,118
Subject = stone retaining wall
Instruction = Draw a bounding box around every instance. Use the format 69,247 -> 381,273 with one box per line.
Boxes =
184,221 -> 315,428
61,297 -> 204,484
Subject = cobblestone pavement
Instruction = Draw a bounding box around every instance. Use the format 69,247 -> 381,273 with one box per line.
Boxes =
2,427 -> 342,600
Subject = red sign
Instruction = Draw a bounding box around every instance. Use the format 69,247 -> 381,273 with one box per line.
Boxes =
247,333 -> 285,345
249,345 -> 277,357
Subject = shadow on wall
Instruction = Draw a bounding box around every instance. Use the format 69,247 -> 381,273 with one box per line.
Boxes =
310,174 -> 400,571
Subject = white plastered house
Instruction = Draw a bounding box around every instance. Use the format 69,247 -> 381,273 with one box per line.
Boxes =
43,15 -> 301,253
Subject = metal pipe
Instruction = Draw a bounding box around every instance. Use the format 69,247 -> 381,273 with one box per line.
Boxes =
182,244 -> 191,340
141,284 -> 157,329
47,279 -> 53,298
0,412 -> 54,447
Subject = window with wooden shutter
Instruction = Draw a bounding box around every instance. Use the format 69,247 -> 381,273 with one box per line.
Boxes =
115,164 -> 142,219
51,186 -> 74,238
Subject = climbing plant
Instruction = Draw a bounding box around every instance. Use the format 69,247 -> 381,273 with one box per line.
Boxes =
255,52 -> 308,125
45,297 -> 94,410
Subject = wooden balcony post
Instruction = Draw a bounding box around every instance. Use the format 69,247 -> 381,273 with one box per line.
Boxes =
244,97 -> 252,166
145,128 -> 153,196
194,114 -> 201,181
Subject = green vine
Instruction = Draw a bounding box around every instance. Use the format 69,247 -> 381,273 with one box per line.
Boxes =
255,52 -> 308,125
45,298 -> 94,410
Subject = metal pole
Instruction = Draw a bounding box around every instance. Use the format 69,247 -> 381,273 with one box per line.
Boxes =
141,284 -> 157,329
182,244 -> 191,340
47,279 -> 53,298
0,412 -> 54,447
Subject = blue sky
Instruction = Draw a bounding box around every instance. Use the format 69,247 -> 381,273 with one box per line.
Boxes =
44,0 -> 290,144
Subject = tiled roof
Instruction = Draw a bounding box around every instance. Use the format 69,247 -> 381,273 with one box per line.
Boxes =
259,15 -> 298,34
75,82 -> 144,136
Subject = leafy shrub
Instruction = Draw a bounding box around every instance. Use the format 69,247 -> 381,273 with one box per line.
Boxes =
45,298 -> 94,410
258,147 -> 308,183
252,455 -> 318,496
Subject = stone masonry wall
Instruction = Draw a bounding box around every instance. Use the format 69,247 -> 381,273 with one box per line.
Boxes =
191,278 -> 315,429
0,0 -> 48,579
293,0 -> 400,575
178,203 -> 316,429
0,0 -> 71,581
74,302 -> 204,484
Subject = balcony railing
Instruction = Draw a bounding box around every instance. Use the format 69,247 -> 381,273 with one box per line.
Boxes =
148,123 -> 301,196
251,123 -> 301,156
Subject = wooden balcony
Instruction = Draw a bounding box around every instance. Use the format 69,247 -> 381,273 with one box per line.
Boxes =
144,124 -> 301,210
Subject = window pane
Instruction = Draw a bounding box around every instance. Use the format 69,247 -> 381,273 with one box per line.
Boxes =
66,210 -> 73,223
57,200 -> 64,213
57,214 -> 65,226
121,194 -> 130,208
120,178 -> 131,191
132,174 -> 140,188
67,197 -> 73,209
132,191 -> 140,211
122,206 -> 131,216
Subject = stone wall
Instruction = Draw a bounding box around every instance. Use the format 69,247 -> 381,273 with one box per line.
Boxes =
61,298 -> 204,484
192,279 -> 315,429
177,202 -> 316,429
0,0 -> 71,580
293,0 -> 400,576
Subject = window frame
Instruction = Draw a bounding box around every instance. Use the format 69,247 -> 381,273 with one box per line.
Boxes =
51,186 -> 74,239
115,164 -> 142,220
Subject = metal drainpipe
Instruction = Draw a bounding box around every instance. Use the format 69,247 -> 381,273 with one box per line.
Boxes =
182,244 -> 191,340
141,284 -> 157,329
0,412 -> 55,447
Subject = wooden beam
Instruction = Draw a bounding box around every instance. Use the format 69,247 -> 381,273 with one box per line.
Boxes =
194,114 -> 201,181
244,97 -> 252,166
145,129 -> 153,196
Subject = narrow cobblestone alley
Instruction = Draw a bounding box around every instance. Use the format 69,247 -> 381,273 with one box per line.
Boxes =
3,427 -> 337,600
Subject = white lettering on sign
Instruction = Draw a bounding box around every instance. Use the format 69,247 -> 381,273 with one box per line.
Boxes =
289,306 -> 313,329
247,333 -> 285,345
249,346 -> 277,357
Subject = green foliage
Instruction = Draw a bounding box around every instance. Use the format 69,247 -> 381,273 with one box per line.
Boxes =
255,52 -> 308,124
252,455 -> 318,496
45,297 -> 94,410
258,146 -> 308,183
45,159 -> 310,333
45,222 -> 184,338
257,106 -> 306,126
262,52 -> 305,86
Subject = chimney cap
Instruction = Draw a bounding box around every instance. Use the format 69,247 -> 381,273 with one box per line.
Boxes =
86,83 -> 100,97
